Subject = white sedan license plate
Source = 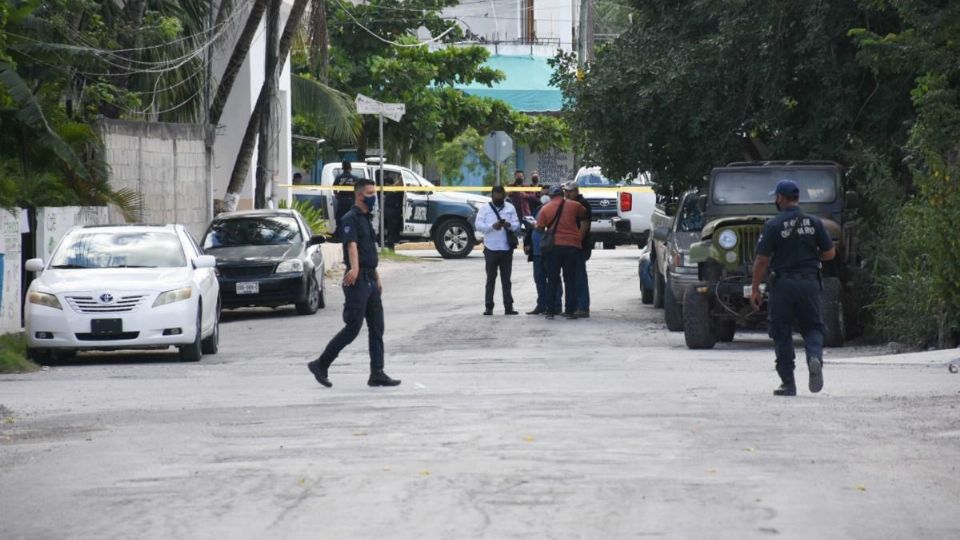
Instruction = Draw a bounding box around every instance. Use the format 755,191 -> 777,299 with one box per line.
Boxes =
236,282 -> 259,295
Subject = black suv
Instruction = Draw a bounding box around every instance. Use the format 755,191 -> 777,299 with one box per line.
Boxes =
683,161 -> 861,349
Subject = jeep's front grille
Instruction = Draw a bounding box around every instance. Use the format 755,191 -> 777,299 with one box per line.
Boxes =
738,227 -> 761,267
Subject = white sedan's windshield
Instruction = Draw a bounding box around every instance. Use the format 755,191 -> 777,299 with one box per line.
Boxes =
50,231 -> 186,269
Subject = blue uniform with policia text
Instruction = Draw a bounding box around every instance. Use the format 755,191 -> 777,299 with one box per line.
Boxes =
317,206 -> 385,371
756,203 -> 834,387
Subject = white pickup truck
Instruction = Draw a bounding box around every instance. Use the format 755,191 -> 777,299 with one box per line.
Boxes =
572,167 -> 656,248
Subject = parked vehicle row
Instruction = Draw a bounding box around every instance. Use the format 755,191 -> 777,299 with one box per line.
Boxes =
23,208 -> 327,363
640,160 -> 862,350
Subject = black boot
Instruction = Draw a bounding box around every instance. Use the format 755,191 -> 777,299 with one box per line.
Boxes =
368,370 -> 401,387
774,365 -> 796,396
307,359 -> 332,388
807,355 -> 824,393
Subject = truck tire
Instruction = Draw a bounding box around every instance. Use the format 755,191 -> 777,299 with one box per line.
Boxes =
653,266 -> 665,309
715,320 -> 736,343
822,277 -> 845,348
664,279 -> 684,332
434,218 -> 475,259
683,286 -> 716,349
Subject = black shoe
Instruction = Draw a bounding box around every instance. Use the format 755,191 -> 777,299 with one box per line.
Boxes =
808,356 -> 824,393
483,308 -> 493,316
307,360 -> 332,388
574,310 -> 590,318
773,384 -> 797,396
504,309 -> 519,315
368,371 -> 401,387
526,308 -> 545,315
545,313 -> 555,320
563,312 -> 578,320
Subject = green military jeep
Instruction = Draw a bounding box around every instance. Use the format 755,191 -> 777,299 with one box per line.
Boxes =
682,161 -> 861,349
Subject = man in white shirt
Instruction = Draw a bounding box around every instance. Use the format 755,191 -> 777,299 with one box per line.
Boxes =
476,185 -> 521,315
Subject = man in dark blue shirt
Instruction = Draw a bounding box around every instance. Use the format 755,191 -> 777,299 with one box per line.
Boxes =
308,178 -> 400,388
751,180 -> 836,396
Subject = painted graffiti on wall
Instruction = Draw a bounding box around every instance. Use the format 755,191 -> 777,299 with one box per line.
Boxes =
0,209 -> 23,332
527,148 -> 575,185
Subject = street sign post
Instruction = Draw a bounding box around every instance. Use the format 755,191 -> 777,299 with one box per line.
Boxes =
484,131 -> 513,185
355,94 -> 405,251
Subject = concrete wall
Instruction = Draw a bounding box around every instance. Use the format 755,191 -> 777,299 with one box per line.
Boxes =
523,147 -> 576,185
0,209 -> 23,334
100,119 -> 211,240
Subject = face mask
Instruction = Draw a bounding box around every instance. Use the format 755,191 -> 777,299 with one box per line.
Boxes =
363,195 -> 377,210
493,198 -> 505,207
541,195 -> 550,204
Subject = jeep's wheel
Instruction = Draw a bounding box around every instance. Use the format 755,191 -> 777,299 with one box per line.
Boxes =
715,320 -> 736,343
822,277 -> 845,348
664,278 -> 684,332
683,285 -> 716,349
653,266 -> 665,309
434,218 -> 474,259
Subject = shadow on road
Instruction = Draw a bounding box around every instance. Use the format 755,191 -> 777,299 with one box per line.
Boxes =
220,306 -> 303,322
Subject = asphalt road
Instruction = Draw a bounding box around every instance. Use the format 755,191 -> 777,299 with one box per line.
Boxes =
2,249 -> 959,540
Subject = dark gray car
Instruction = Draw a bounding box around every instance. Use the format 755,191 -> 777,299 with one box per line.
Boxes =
651,191 -> 703,331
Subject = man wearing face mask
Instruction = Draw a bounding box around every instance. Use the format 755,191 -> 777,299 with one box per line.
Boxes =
308,178 -> 401,388
476,185 -> 521,316
529,172 -> 543,214
751,180 -> 836,397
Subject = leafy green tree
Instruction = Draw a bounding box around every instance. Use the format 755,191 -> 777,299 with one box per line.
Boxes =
552,1 -> 913,194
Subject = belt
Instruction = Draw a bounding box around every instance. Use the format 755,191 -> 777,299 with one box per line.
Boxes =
358,267 -> 378,275
779,272 -> 819,280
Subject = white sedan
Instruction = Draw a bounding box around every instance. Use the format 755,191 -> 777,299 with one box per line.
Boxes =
24,224 -> 220,362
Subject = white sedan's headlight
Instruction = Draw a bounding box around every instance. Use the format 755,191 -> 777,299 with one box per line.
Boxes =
717,229 -> 738,250
153,287 -> 192,307
28,292 -> 62,310
275,259 -> 304,273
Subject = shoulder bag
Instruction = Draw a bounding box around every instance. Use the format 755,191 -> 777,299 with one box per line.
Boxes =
489,203 -> 519,250
540,200 -> 565,254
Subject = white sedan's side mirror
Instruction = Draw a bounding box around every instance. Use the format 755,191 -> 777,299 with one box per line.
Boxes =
193,255 -> 217,269
25,258 -> 45,273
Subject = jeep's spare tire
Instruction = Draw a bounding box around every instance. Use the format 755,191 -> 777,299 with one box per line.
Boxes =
434,218 -> 475,259
821,277 -> 845,348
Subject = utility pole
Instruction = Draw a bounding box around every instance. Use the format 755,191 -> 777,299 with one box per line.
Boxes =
578,0 -> 588,68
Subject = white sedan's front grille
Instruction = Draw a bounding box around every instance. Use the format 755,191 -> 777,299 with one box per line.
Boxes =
65,295 -> 147,314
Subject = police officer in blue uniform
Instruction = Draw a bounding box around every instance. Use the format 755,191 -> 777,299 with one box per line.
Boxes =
751,180 -> 836,396
308,178 -> 401,388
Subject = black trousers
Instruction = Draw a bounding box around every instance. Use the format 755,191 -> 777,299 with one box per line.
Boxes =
384,207 -> 403,248
768,276 -> 825,383
319,270 -> 384,372
545,245 -> 579,314
484,249 -> 514,310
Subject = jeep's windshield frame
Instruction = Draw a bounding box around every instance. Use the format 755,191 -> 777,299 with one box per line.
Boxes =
711,167 -> 839,205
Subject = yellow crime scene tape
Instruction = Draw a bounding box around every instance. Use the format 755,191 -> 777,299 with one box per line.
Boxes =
277,184 -> 655,193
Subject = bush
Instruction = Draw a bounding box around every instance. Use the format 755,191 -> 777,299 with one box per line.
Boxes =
278,198 -> 328,236
0,333 -> 39,374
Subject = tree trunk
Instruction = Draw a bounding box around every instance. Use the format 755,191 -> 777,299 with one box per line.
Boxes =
255,0 -> 281,209
309,0 -> 329,82
210,0 -> 268,126
224,0 -> 310,211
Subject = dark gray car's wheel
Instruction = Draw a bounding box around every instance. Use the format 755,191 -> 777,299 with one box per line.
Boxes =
683,286 -> 716,350
201,301 -> 219,355
434,218 -> 474,259
664,279 -> 684,332
296,275 -> 321,315
602,241 -> 616,250
179,308 -> 203,362
653,266 -> 665,309
822,277 -> 845,348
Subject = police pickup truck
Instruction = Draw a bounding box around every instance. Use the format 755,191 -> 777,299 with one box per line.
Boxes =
299,160 -> 490,258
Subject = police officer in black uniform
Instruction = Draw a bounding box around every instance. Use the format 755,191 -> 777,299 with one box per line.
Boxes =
751,180 -> 836,396
333,161 -> 358,232
308,178 -> 401,388
383,172 -> 404,250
